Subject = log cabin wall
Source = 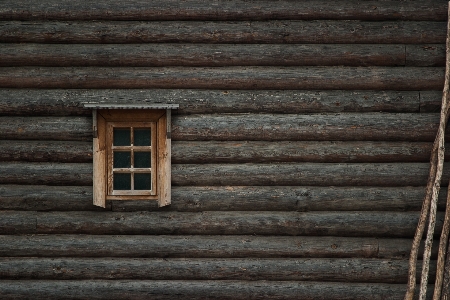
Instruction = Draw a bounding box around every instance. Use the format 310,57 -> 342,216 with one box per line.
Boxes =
0,1 -> 448,299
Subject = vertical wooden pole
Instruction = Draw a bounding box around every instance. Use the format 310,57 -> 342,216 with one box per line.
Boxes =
93,110 -> 107,208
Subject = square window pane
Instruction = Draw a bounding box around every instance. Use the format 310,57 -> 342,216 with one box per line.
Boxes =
113,128 -> 130,146
135,173 -> 151,190
114,151 -> 131,168
134,152 -> 151,168
114,173 -> 131,190
134,128 -> 151,146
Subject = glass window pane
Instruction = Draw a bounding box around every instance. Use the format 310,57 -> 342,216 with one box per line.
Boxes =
113,128 -> 130,146
134,152 -> 151,168
134,128 -> 151,146
135,173 -> 151,190
114,151 -> 131,168
114,173 -> 131,190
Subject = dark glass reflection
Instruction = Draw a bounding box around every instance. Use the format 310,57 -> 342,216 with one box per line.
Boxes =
113,128 -> 131,146
134,128 -> 151,146
113,173 -> 131,190
135,173 -> 151,190
113,151 -> 131,168
134,152 -> 151,168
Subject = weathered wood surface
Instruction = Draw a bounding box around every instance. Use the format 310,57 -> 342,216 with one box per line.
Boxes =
0,21 -> 445,44
0,257 -> 435,283
0,211 -> 36,234
0,44 -> 407,67
1,140 -> 445,164
0,89 -> 421,116
0,0 -> 446,21
0,140 -> 92,162
1,113 -> 445,142
420,90 -> 442,113
0,116 -> 91,141
406,44 -> 446,67
27,211 -> 443,237
113,186 -> 447,213
172,113 -> 445,142
2,162 -> 450,187
0,185 -> 108,211
1,185 -> 445,212
0,280 -> 432,300
0,67 -> 443,90
0,235 -> 436,259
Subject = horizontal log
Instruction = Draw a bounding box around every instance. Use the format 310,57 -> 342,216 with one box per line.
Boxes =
114,186 -> 447,213
1,113 -> 444,142
0,211 -> 36,234
0,0 -> 446,21
0,185 -> 109,211
0,257 -> 435,283
1,185 -> 446,212
11,211 -> 439,236
0,89 -> 421,116
406,44 -> 445,67
0,67 -> 443,90
420,90 -> 442,113
0,234 -> 431,259
173,113 -> 444,142
0,140 -> 444,164
1,162 -> 447,187
0,21 -> 445,44
0,116 -> 91,141
0,162 -> 92,186
0,44 -> 407,67
0,280 -> 430,300
0,140 -> 92,162
172,163 -> 448,187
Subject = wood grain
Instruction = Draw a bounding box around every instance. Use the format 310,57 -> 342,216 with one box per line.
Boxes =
0,21 -> 445,44
1,140 -> 444,164
1,185 -> 445,212
1,162 -> 447,187
0,234 -> 436,259
0,44 -> 407,67
0,89 -> 421,116
1,113 -> 444,142
30,211 -> 443,237
0,280 -> 427,300
0,67 -> 443,90
0,0 -> 446,21
0,257 -> 435,283
406,44 -> 445,67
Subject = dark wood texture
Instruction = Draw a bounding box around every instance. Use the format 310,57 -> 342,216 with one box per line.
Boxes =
0,280 -> 431,300
0,116 -> 91,141
0,185 -> 108,211
0,0 -> 446,21
0,67 -> 443,90
0,44 -> 406,67
2,162 -> 449,187
172,113 -> 444,142
2,113 -> 444,142
1,185 -> 446,212
0,21 -> 445,44
0,211 -> 36,234
0,89 -> 421,116
0,140 -> 444,163
0,234 -> 430,259
420,90 -> 442,113
114,186 -> 447,213
406,44 -> 445,67
0,257 -> 435,283
29,211 -> 443,237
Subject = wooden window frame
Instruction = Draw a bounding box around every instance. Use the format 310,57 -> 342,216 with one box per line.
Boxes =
87,106 -> 176,208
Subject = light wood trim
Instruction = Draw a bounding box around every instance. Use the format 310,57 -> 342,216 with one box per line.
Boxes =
158,111 -> 171,207
93,111 -> 106,208
106,122 -> 156,197
99,109 -> 165,122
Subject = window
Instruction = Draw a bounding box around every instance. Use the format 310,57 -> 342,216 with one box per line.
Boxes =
84,104 -> 178,208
